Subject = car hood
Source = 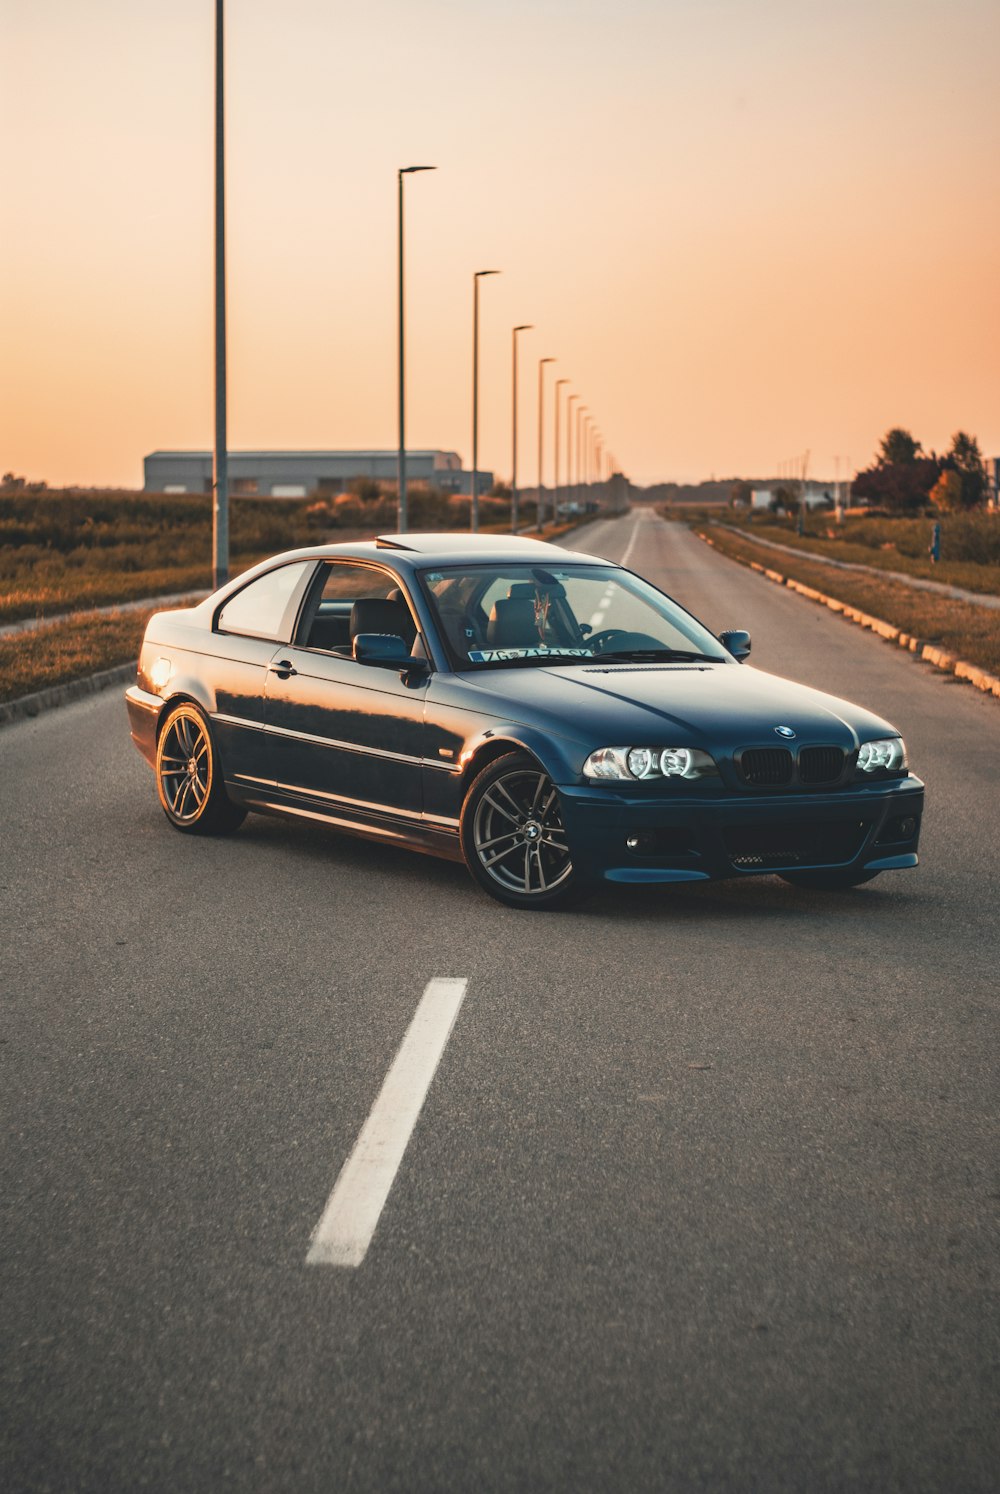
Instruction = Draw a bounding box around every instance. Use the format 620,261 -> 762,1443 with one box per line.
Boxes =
459,661 -> 897,748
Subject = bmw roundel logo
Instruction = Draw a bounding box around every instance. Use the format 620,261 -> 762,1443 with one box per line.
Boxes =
774,725 -> 796,739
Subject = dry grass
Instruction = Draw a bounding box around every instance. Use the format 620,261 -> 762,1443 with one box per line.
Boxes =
0,609 -> 148,703
666,508 -> 1000,596
706,528 -> 1000,676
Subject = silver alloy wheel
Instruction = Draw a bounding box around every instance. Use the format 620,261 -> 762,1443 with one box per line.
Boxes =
472,767 -> 572,896
158,711 -> 211,823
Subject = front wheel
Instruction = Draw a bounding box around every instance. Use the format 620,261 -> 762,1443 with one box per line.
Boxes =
460,752 -> 585,910
155,702 -> 246,835
779,867 -> 880,891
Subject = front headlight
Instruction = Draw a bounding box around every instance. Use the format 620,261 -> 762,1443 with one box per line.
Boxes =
583,746 -> 718,781
856,736 -> 908,774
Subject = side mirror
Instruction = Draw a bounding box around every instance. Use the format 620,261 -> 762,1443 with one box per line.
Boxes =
719,628 -> 751,662
352,633 -> 428,673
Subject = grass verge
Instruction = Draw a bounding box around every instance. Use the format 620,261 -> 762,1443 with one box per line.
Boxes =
716,521 -> 1000,596
704,527 -> 1000,676
0,609 -> 151,703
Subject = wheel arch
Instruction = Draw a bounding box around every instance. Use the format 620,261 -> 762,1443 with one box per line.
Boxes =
154,688 -> 215,741
458,726 -> 582,796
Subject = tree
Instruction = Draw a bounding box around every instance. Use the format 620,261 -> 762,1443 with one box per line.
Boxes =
929,469 -> 964,513
729,480 -> 752,508
853,457 -> 940,513
878,428 -> 922,466
944,431 -> 987,509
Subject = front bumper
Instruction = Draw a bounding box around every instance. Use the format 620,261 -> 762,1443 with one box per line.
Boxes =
558,775 -> 925,885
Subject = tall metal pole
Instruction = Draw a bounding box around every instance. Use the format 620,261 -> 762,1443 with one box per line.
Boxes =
511,324 -> 532,533
554,378 -> 569,523
471,269 -> 499,533
397,165 -> 435,534
577,406 -> 587,509
212,0 -> 228,590
565,394 -> 578,522
535,357 -> 555,530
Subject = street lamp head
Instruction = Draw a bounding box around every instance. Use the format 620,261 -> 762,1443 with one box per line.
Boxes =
514,324 -> 533,333
476,269 -> 501,278
401,165 -> 436,174
540,356 -> 555,366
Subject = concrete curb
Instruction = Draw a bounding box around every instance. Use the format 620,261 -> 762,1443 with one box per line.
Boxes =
0,661 -> 137,729
696,531 -> 1000,704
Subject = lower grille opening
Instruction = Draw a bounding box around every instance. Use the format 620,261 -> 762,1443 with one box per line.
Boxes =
724,819 -> 870,870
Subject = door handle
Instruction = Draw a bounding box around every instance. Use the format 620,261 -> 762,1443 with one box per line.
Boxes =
268,659 -> 297,676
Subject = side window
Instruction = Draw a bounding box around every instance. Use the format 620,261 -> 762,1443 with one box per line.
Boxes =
297,562 -> 417,653
317,564 -> 400,604
217,561 -> 313,641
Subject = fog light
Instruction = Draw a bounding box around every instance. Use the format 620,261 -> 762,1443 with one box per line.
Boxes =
898,817 -> 916,838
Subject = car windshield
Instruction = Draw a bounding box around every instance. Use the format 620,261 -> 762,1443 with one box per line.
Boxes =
420,562 -> 726,669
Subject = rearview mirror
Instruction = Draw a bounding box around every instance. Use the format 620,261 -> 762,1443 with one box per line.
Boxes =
718,629 -> 751,662
352,633 -> 428,672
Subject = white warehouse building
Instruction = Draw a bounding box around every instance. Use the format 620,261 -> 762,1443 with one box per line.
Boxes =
143,449 -> 490,497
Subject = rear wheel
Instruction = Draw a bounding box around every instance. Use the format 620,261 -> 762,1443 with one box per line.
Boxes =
155,702 -> 246,835
460,752 -> 585,910
779,867 -> 880,890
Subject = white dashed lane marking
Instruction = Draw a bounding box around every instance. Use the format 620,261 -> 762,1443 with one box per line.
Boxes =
306,977 -> 469,1268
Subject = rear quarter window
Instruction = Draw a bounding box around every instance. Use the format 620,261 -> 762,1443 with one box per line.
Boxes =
216,561 -> 314,641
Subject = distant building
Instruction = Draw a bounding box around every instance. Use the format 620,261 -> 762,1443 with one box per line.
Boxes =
751,482 -> 834,512
986,456 -> 999,509
143,450 -> 491,497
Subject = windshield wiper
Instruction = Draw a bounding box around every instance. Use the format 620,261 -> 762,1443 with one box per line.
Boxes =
592,648 -> 723,664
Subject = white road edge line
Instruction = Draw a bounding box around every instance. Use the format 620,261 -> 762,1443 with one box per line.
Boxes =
619,512 -> 644,570
305,977 -> 469,1268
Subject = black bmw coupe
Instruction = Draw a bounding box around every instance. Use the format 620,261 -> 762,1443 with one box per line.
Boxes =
126,532 -> 923,908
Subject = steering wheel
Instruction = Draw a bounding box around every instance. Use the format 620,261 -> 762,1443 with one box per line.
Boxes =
588,628 -> 631,653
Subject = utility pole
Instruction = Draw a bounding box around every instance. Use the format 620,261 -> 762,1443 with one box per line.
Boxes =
397,165 -> 436,533
510,324 -> 532,532
471,270 -> 500,532
535,357 -> 555,530
212,0 -> 228,589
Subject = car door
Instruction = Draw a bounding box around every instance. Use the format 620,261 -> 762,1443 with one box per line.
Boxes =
262,560 -> 429,820
208,558 -> 317,788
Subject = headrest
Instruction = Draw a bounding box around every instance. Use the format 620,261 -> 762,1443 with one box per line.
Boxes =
487,597 -> 539,648
350,597 -> 411,640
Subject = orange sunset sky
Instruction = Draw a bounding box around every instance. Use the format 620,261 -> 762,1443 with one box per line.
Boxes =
2,0 -> 998,489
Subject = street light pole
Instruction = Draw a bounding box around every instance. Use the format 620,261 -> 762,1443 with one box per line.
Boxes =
471,269 -> 500,533
397,165 -> 436,534
212,0 -> 228,590
510,324 -> 533,533
535,357 -> 555,530
565,394 -> 578,520
577,406 -> 587,509
553,378 -> 569,522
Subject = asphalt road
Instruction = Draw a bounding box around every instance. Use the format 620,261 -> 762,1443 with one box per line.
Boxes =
2,509 -> 997,1492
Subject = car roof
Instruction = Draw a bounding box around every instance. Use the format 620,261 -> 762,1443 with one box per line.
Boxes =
269,533 -> 612,570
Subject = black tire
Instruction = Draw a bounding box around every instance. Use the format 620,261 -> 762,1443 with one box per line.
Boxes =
155,701 -> 246,836
779,867 -> 881,890
460,751 -> 586,910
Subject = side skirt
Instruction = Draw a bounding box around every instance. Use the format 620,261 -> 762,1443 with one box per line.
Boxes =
228,783 -> 465,864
